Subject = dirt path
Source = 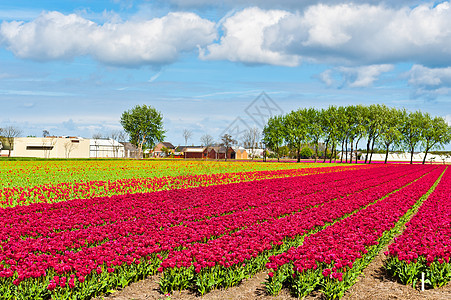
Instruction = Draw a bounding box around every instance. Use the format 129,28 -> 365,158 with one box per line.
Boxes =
98,259 -> 450,300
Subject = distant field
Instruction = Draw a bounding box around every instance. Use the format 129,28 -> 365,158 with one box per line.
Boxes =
0,159 -> 344,189
0,160 -> 354,207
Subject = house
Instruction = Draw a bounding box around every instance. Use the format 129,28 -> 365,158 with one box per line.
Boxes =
181,146 -> 236,160
153,142 -> 176,158
90,139 -> 125,158
121,142 -> 140,159
206,146 -> 236,160
232,146 -> 248,160
183,146 -> 205,159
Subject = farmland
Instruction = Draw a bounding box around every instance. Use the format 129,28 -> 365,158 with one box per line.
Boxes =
0,160 -> 449,299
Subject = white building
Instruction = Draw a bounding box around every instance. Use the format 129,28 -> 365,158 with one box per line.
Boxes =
90,139 -> 125,158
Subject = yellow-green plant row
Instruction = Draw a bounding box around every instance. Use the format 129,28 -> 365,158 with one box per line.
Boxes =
0,160 -> 343,189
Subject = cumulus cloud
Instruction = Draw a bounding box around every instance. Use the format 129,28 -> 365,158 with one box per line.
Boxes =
0,11 -> 217,67
168,0 -> 424,10
199,7 -> 299,66
267,2 -> 451,66
318,64 -> 393,87
338,64 -> 394,87
407,64 -> 451,98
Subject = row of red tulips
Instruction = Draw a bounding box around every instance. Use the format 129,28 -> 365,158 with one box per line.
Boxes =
158,165 -> 437,295
0,165 -> 399,299
0,165 -> 385,244
265,166 -> 445,299
0,165 -> 363,207
385,167 -> 450,288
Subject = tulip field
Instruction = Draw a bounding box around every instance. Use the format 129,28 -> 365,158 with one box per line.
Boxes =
0,160 -> 347,207
0,160 -> 449,299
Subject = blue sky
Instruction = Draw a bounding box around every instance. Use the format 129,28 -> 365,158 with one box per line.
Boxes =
1,0 -> 450,149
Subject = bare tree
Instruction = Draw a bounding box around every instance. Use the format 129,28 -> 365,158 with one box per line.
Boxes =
117,131 -> 128,158
64,140 -> 77,158
0,126 -> 22,157
108,130 -> 124,158
220,134 -> 236,161
183,129 -> 193,159
43,137 -> 56,159
242,127 -> 261,160
92,132 -> 103,158
200,134 -> 214,159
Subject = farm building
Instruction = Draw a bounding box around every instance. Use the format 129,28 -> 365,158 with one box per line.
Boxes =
153,142 -> 176,157
181,146 -> 236,160
90,139 -> 125,158
232,146 -> 248,159
10,136 -> 90,158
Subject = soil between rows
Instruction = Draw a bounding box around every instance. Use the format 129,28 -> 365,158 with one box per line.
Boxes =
99,248 -> 451,300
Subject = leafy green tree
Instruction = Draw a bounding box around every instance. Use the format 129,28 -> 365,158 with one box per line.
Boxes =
120,104 -> 165,159
300,147 -> 314,159
378,107 -> 406,164
282,109 -> 308,163
350,105 -> 367,164
421,115 -> 451,164
305,108 -> 324,162
263,116 -> 284,162
363,104 -> 385,163
402,110 -> 425,164
336,106 -> 349,163
320,106 -> 338,163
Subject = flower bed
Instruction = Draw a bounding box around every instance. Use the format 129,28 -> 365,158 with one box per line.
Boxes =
158,165 -> 436,295
0,165 -> 363,207
265,166 -> 445,299
0,165 -> 398,299
385,167 -> 450,289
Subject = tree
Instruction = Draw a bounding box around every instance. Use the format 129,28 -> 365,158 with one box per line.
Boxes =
421,115 -> 451,164
306,108 -> 324,162
336,106 -> 349,163
220,134 -> 236,161
402,111 -> 425,164
0,125 -> 22,157
108,130 -> 124,158
183,129 -> 193,159
242,127 -> 261,160
263,116 -> 284,162
63,140 -> 77,158
378,108 -> 405,164
300,147 -> 314,159
92,132 -> 103,159
349,105 -> 366,164
282,109 -> 308,163
43,130 -> 50,137
200,134 -> 214,159
120,105 -> 165,159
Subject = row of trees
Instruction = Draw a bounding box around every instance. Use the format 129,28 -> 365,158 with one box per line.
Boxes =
263,105 -> 451,164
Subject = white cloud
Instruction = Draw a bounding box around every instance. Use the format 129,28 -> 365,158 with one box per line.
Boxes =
262,2 -> 451,66
407,64 -> 451,98
445,114 -> 451,126
319,69 -> 334,86
338,64 -> 394,87
199,7 -> 299,66
0,11 -> 217,67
